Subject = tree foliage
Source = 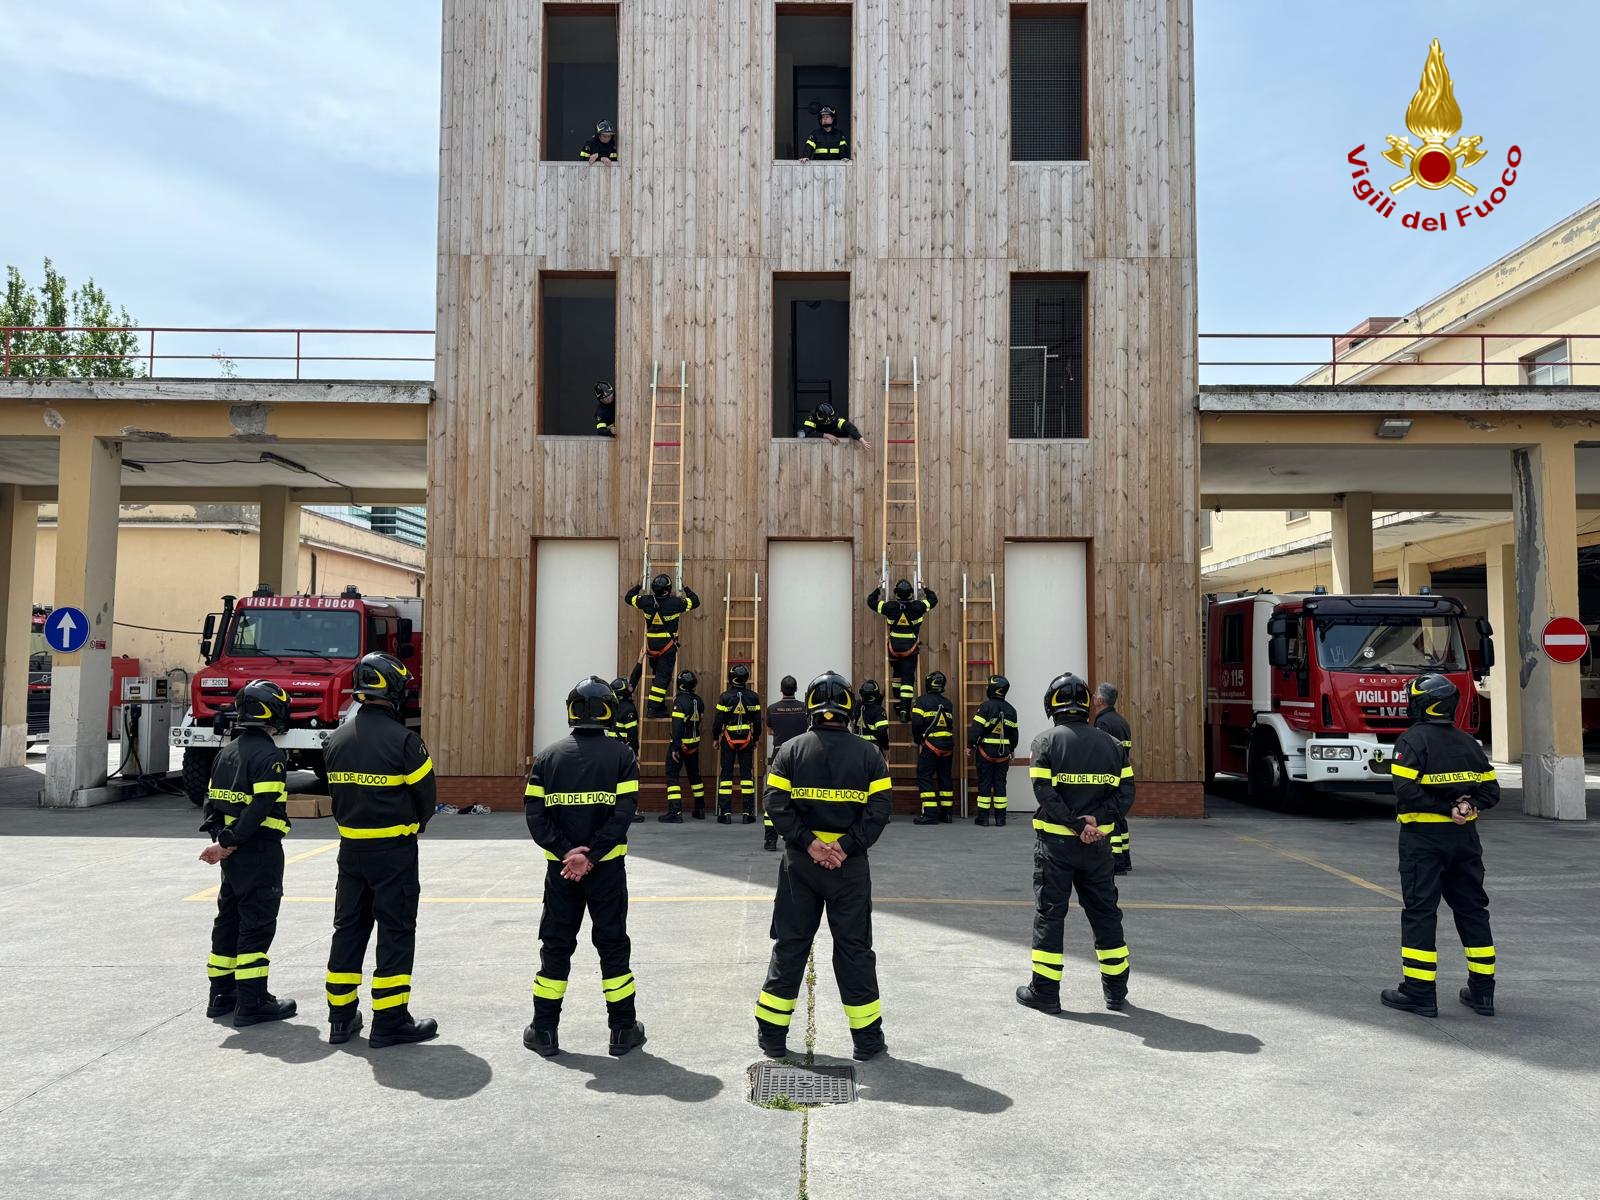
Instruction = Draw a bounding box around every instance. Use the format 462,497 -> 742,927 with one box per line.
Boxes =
1,259 -> 142,377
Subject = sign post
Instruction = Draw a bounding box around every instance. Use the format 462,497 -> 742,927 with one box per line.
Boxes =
1540,617 -> 1589,665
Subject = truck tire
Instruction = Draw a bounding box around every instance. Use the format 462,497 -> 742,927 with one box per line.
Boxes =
1246,728 -> 1304,809
182,748 -> 218,808
302,750 -> 331,793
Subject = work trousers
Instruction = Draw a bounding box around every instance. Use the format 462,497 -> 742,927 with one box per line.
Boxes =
757,851 -> 881,1038
1030,835 -> 1130,999
209,836 -> 285,1007
718,744 -> 757,816
1110,815 -> 1132,867
974,757 -> 1010,811
1398,823 -> 1495,998
644,646 -> 677,716
889,652 -> 918,719
917,745 -> 955,815
534,858 -> 636,1031
665,743 -> 704,815
325,839 -> 421,1031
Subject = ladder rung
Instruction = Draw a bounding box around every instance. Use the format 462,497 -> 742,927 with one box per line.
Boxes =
888,379 -> 915,386
887,439 -> 916,445
653,384 -> 685,391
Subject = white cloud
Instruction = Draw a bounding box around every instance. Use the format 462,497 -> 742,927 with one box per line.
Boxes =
0,0 -> 439,176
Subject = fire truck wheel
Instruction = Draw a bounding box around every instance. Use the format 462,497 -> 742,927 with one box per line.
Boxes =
181,748 -> 218,808
301,750 -> 332,793
1246,728 -> 1303,809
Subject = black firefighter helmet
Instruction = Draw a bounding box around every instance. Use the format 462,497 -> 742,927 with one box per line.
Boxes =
806,671 -> 855,724
894,579 -> 915,601
677,669 -> 698,693
728,663 -> 751,687
925,670 -> 947,694
235,679 -> 290,730
353,652 -> 410,707
567,676 -> 614,728
1044,672 -> 1091,721
986,674 -> 1010,699
650,573 -> 672,597
1407,673 -> 1460,725
859,679 -> 883,704
610,675 -> 632,701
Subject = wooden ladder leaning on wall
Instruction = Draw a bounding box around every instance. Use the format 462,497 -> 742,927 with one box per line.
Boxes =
878,355 -> 923,793
960,571 -> 1000,816
637,360 -> 689,785
718,571 -> 763,814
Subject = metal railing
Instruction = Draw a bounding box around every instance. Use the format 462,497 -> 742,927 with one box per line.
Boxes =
1,326 -> 435,381
1200,331 -> 1599,386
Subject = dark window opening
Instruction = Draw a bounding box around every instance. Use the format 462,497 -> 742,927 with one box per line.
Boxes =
541,275 -> 617,435
776,8 -> 853,160
544,7 -> 619,163
1009,275 -> 1085,439
773,276 -> 850,437
1010,5 -> 1085,161
1220,613 -> 1245,665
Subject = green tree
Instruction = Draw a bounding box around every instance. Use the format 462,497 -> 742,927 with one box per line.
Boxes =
1,259 -> 141,378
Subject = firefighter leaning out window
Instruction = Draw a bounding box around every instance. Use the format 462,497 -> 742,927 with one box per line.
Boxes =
581,120 -> 618,164
801,106 -> 849,162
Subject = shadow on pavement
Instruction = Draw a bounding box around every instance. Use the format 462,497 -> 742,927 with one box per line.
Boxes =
1054,1002 -> 1264,1054
852,1051 -> 1014,1113
218,1019 -> 493,1098
541,1046 -> 724,1102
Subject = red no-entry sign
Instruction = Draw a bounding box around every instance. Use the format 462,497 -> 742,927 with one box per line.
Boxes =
1541,616 -> 1590,665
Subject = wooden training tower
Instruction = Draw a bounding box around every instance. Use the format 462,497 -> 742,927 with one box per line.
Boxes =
960,571 -> 1000,813
638,361 -> 689,782
879,356 -> 923,788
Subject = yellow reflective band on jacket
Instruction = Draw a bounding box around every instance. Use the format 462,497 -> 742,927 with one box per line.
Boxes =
542,844 -> 628,862
542,791 -> 620,807
223,813 -> 291,835
1397,812 -> 1477,823
813,830 -> 844,843
1032,819 -> 1080,837
337,822 -> 421,839
207,787 -> 249,805
1119,767 -> 1135,780
617,779 -> 639,795
842,999 -> 881,1029
252,780 -> 287,795
1029,767 -> 1052,780
791,786 -> 868,804
767,773 -> 792,791
1052,772 -> 1120,787
1388,763 -> 1419,780
1420,770 -> 1496,785
327,771 -> 417,787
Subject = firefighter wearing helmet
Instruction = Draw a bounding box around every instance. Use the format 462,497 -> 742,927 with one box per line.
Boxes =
1016,672 -> 1132,1017
969,674 -> 1020,827
1380,673 -> 1501,1019
866,577 -> 939,720
801,104 -> 849,161
321,652 -> 440,1048
581,118 -> 618,164
911,669 -> 958,825
197,680 -> 294,1027
756,672 -> 892,1062
523,677 -> 647,1059
624,574 -> 701,716
855,679 -> 890,753
802,400 -> 869,447
714,663 -> 764,825
608,665 -> 646,824
662,668 -> 706,822
762,675 -> 809,851
593,380 -> 617,437
1091,683 -> 1136,873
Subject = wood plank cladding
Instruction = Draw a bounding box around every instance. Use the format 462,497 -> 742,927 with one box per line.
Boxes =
430,0 -> 1198,785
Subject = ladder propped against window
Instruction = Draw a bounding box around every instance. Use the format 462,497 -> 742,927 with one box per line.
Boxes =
720,570 -> 764,789
879,356 -> 923,791
637,360 -> 689,783
960,571 -> 1000,815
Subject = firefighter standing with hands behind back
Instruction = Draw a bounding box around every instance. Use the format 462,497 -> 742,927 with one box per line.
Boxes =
625,575 -> 700,717
198,680 -> 296,1027
1380,674 -> 1500,1019
969,674 -> 1019,827
714,664 -> 764,825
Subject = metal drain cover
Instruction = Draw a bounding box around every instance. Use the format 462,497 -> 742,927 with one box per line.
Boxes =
749,1063 -> 857,1107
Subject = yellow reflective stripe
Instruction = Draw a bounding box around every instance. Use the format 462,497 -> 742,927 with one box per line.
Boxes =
758,991 -> 798,1013
235,965 -> 270,981
403,758 -> 434,786
1031,819 -> 1076,837
866,777 -> 892,795
1467,961 -> 1496,975
1463,946 -> 1495,958
791,786 -> 868,803
603,973 -> 636,1002
337,823 -> 421,839
755,1004 -> 793,1027
616,779 -> 640,795
1401,948 -> 1438,962
543,791 -> 619,806
237,952 -> 268,965
1119,768 -> 1135,780
1029,767 -> 1052,779
1402,967 -> 1437,980
1100,960 -> 1130,976
1032,964 -> 1064,980
327,772 -> 404,786
209,954 -> 238,968
373,975 -> 411,989
1397,812 -> 1476,823
533,976 -> 568,1000
252,781 -> 287,795
842,999 -> 881,1029
767,774 -> 792,791
1387,764 -> 1420,780
526,784 -> 546,797
1031,950 -> 1063,965
1053,773 -> 1120,786
600,843 -> 628,861
1418,770 -> 1495,785
326,990 -> 359,1006
1096,945 -> 1130,961
326,972 -> 362,985
372,992 -> 410,1011
813,830 -> 843,843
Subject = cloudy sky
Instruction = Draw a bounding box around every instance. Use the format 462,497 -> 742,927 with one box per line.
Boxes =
1,1 -> 1595,356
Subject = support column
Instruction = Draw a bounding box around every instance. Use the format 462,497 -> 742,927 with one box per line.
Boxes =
1484,539 -> 1521,763
1511,442 -> 1584,820
1331,492 -> 1374,593
1397,545 -> 1432,595
0,485 -> 39,766
45,433 -> 122,806
257,487 -> 302,595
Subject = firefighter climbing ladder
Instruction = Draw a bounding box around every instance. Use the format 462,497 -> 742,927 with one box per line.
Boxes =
960,571 -> 1000,815
720,570 -> 764,790
879,356 -> 923,789
638,361 -> 689,783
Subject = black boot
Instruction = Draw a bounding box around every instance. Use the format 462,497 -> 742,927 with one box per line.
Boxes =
233,995 -> 297,1027
1103,984 -> 1128,1012
658,807 -> 683,824
524,1024 -> 560,1057
206,990 -> 237,1018
631,813 -> 645,824
1459,986 -> 1495,1017
763,834 -> 779,852
913,813 -> 941,826
1114,855 -> 1132,876
609,1020 -> 648,1057
691,807 -> 706,820
975,812 -> 991,827
851,1027 -> 887,1062
1015,985 -> 1061,1015
939,810 -> 953,824
994,811 -> 1007,827
717,811 -> 733,825
370,1016 -> 439,1048
757,1021 -> 787,1059
329,1011 -> 364,1045
1380,987 -> 1438,1018
742,812 -> 756,825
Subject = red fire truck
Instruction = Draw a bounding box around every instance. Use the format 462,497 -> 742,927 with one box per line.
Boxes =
171,586 -> 423,805
1205,591 -> 1493,805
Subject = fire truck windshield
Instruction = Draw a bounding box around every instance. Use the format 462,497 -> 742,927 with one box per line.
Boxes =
1314,616 -> 1466,674
227,610 -> 361,659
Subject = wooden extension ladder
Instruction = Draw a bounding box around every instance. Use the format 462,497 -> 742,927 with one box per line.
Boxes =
960,571 -> 1000,814
879,356 -> 923,791
637,361 -> 689,783
720,571 -> 764,791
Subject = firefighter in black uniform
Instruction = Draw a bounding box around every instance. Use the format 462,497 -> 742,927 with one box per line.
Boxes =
855,679 -> 890,753
969,674 -> 1019,828
911,670 -> 957,825
609,664 -> 645,824
714,664 -> 764,825
867,578 -> 938,720
764,676 -> 809,851
198,680 -> 295,1026
757,672 -> 892,1061
1016,672 -> 1132,1015
662,669 -> 706,822
1092,683 -> 1136,873
800,106 -> 850,161
581,119 -> 618,163
322,652 -> 438,1048
524,677 -> 647,1058
625,575 -> 701,717
802,401 -> 869,447
594,381 -> 616,437
1380,674 -> 1500,1019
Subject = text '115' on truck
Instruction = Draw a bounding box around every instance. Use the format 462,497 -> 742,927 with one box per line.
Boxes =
1205,591 -> 1494,806
171,586 -> 423,806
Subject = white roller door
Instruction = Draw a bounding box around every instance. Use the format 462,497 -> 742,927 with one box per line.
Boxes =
1003,542 -> 1089,770
767,541 -> 854,703
533,539 -> 620,754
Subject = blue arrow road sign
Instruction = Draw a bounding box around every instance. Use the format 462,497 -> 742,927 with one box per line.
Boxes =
43,606 -> 90,654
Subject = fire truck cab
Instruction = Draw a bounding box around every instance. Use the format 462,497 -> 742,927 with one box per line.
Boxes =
1205,591 -> 1493,806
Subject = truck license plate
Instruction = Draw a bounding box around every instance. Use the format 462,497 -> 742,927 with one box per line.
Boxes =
201,677 -> 229,688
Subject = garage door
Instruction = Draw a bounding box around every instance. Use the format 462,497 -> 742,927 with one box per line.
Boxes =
533,539 -> 620,754
1004,542 -> 1089,757
767,541 -> 854,704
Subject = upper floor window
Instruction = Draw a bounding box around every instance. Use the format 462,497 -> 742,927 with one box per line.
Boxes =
1521,340 -> 1571,386
543,6 -> 619,163
776,6 -> 853,161
773,274 -> 851,437
540,273 -> 616,435
1010,275 -> 1085,439
1010,4 -> 1086,161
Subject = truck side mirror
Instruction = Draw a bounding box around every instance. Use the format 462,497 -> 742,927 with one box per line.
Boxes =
1475,617 -> 1495,672
1267,639 -> 1289,670
200,613 -> 217,663
397,617 -> 413,644
398,643 -> 416,659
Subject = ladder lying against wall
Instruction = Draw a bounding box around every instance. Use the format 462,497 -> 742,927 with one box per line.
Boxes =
719,570 -> 764,798
638,361 -> 689,784
879,355 -> 923,791
960,571 -> 1000,816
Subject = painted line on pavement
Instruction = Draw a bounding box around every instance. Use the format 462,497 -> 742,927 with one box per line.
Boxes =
1235,834 -> 1404,902
183,841 -> 339,901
